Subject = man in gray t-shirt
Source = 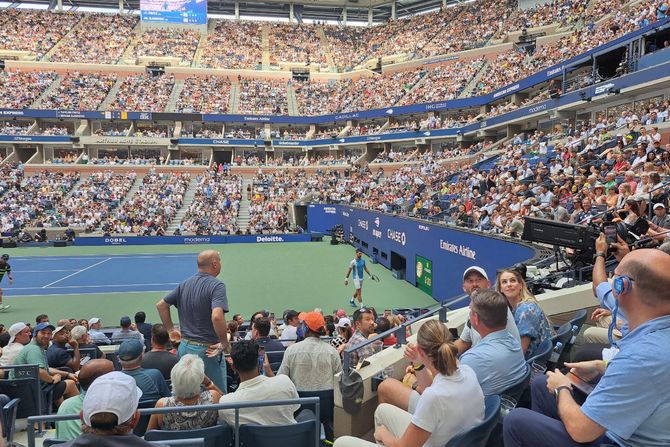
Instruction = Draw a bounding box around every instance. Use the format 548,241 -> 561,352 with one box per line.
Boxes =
455,266 -> 520,355
157,250 -> 231,390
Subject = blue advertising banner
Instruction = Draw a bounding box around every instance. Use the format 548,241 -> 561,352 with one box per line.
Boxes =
0,135 -> 71,143
307,204 -> 536,305
179,138 -> 266,146
74,233 -> 313,246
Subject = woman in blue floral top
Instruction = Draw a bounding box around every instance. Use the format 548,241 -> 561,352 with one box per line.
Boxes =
495,269 -> 553,359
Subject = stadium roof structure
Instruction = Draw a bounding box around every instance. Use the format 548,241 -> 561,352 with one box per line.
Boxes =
11,0 -> 459,23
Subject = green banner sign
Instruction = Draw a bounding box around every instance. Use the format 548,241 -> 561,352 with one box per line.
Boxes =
415,255 -> 433,296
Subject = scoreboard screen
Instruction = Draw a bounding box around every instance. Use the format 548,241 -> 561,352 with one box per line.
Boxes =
140,0 -> 207,24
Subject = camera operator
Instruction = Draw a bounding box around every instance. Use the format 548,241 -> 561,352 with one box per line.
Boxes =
504,247 -> 670,447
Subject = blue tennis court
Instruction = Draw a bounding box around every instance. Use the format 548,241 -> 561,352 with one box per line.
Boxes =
5,254 -> 198,297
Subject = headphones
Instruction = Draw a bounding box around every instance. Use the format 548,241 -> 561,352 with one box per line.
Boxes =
613,275 -> 634,295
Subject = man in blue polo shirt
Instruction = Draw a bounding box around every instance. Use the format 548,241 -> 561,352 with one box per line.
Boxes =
118,340 -> 170,402
460,289 -> 528,396
504,248 -> 670,447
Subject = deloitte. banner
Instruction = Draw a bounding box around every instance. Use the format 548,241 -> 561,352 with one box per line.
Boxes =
75,234 -> 313,246
307,204 -> 536,306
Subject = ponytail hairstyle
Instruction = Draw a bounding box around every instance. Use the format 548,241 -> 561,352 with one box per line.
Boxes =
416,320 -> 458,376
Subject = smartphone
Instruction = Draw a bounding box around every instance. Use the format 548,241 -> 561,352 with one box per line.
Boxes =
257,345 -> 266,376
603,222 -> 617,245
567,371 -> 595,395
384,309 -> 392,316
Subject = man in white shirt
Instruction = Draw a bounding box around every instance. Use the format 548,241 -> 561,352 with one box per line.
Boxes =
0,322 -> 32,368
218,340 -> 313,426
279,310 -> 300,347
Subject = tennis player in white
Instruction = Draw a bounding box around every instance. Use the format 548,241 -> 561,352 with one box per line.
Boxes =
345,249 -> 372,308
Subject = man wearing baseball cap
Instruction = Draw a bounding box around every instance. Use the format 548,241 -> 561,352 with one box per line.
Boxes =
454,266 -> 520,355
0,322 -> 31,368
278,311 -> 341,439
278,311 -> 342,391
88,318 -> 110,345
651,203 -> 670,230
59,371 -> 154,446
111,316 -> 144,346
12,322 -> 80,407
118,340 -> 170,402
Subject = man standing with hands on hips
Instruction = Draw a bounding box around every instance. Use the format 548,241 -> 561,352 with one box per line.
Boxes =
157,250 -> 231,391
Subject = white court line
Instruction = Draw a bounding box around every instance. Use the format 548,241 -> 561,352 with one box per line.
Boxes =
42,258 -> 112,288
11,254 -> 196,262
12,282 -> 180,290
7,290 -> 174,297
14,269 -> 79,273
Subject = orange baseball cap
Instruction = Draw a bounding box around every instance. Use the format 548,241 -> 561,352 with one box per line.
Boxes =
302,311 -> 326,332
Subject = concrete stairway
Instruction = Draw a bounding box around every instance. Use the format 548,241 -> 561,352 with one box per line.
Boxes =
98,78 -> 125,110
167,79 -> 186,112
43,16 -> 87,61
31,75 -> 63,108
287,84 -> 299,116
118,174 -> 144,208
229,82 -> 241,114
192,22 -> 211,67
120,21 -> 143,64
237,178 -> 253,230
261,24 -> 271,69
458,61 -> 489,99
317,25 -> 335,71
167,177 -> 200,232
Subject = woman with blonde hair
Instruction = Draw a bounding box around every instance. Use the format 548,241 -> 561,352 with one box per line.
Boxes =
495,269 -> 553,359
334,320 -> 484,447
147,354 -> 222,431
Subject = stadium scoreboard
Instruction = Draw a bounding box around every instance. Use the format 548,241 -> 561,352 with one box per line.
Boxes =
140,0 -> 207,24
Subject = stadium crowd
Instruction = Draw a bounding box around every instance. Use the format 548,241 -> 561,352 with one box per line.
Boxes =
133,28 -> 200,63
109,74 -> 175,112
237,78 -> 288,115
199,20 -> 263,69
39,72 -> 117,111
176,76 -> 232,114
0,70 -> 57,109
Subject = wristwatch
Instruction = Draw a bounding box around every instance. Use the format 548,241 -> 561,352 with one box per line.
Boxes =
594,252 -> 607,261
412,363 -> 425,372
554,385 -> 573,399
411,382 -> 419,391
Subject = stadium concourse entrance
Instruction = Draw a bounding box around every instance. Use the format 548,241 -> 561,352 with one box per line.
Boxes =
390,251 -> 406,279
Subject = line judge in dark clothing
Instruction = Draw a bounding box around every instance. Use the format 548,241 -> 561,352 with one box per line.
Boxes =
157,250 -> 231,391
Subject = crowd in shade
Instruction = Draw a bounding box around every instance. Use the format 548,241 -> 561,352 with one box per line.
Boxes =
199,20 -> 263,69
39,72 -> 117,111
179,170 -> 242,235
176,76 -> 232,114
48,13 -> 138,64
49,171 -> 136,230
0,70 -> 57,109
237,78 -> 288,115
109,74 -> 175,112
0,122 -> 32,135
133,28 -> 200,63
0,170 -> 80,231
248,172 -> 296,233
101,172 -> 191,235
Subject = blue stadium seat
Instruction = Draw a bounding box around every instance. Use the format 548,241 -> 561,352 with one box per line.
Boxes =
525,338 -> 553,367
238,419 -> 318,447
133,399 -> 160,436
499,366 -> 530,401
144,423 -> 233,447
446,394 -> 500,447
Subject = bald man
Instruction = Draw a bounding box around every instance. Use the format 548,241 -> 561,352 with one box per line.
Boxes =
504,249 -> 670,447
56,359 -> 115,440
156,250 -> 230,391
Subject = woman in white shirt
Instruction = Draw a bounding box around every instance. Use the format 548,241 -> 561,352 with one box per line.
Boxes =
334,320 -> 484,447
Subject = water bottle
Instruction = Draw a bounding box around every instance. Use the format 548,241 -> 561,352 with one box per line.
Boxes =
258,345 -> 266,376
549,342 -> 563,364
569,325 -> 578,345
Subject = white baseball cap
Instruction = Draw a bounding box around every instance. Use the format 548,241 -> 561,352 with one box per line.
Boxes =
336,317 -> 352,328
653,203 -> 666,210
83,371 -> 142,427
8,322 -> 27,344
89,317 -> 101,325
463,266 -> 489,281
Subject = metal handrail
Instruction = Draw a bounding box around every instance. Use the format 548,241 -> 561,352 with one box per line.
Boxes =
647,181 -> 670,219
342,294 -> 466,373
27,397 -> 320,447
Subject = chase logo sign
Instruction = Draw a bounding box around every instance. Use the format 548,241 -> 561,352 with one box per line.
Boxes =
387,229 -> 406,246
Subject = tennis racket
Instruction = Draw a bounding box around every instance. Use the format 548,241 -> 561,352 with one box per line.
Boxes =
370,274 -> 380,282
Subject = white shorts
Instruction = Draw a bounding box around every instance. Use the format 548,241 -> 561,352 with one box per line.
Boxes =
353,278 -> 363,290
